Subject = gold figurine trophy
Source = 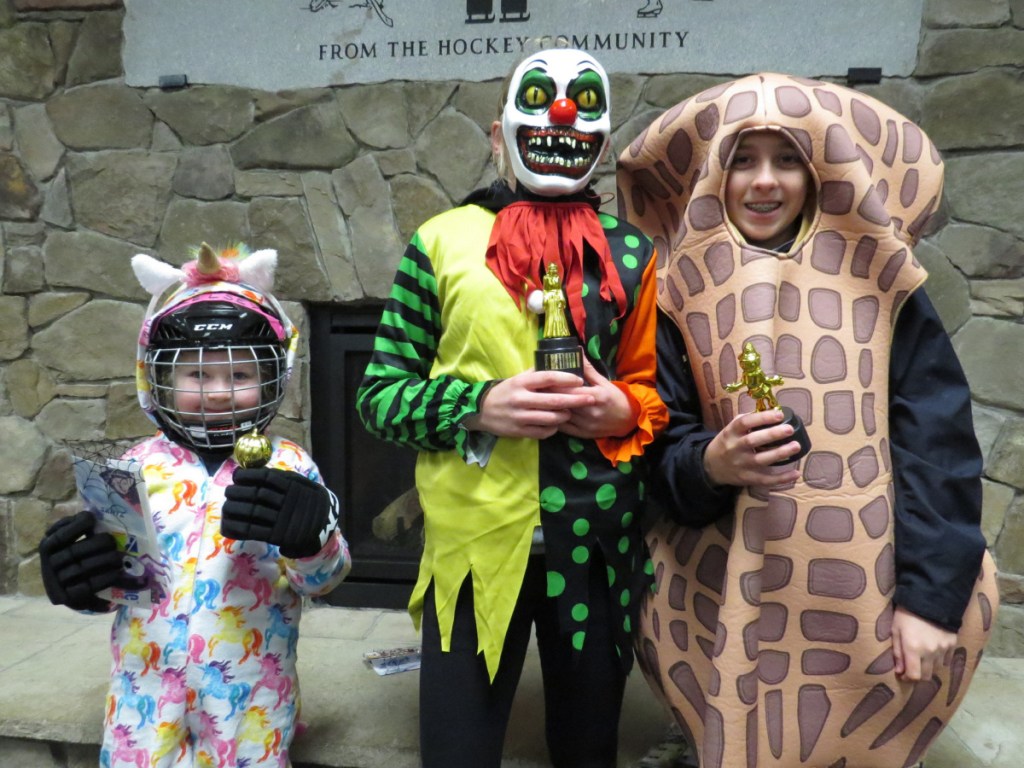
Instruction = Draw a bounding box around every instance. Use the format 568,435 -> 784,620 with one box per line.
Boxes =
535,263 -> 584,377
725,342 -> 811,464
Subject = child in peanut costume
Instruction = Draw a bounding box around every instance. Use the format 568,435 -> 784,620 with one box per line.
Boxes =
618,73 -> 998,768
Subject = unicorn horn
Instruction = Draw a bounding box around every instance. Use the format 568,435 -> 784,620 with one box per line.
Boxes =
197,242 -> 220,275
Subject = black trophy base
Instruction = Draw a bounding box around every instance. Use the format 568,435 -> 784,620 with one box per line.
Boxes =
535,336 -> 583,377
763,406 -> 811,466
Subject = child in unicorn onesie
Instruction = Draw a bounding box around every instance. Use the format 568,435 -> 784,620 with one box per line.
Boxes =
38,244 -> 350,767
617,74 -> 999,767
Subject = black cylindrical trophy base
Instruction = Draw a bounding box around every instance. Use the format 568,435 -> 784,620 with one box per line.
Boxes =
536,336 -> 584,378
764,406 -> 811,466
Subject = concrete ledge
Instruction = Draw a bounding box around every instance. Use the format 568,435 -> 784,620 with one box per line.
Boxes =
0,595 -> 673,768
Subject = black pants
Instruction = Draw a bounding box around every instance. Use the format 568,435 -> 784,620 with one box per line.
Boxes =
419,553 -> 627,768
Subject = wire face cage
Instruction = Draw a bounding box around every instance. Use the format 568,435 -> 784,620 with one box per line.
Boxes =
145,343 -> 287,452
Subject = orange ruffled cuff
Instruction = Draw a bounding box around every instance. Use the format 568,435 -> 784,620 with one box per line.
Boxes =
594,255 -> 669,466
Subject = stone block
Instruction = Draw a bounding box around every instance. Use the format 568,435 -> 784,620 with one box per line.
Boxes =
34,446 -> 75,502
35,398 -> 105,442
4,245 -> 45,294
47,85 -> 153,151
105,381 -> 155,441
389,173 -> 451,246
337,82 -> 410,149
0,416 -> 47,494
0,24 -> 55,101
65,10 -> 124,86
921,69 -> 1024,150
981,478 -> 1015,546
971,278 -> 1024,318
413,107 -> 490,204
914,239 -> 972,332
40,169 -> 73,229
13,497 -> 48,557
66,151 -> 176,247
918,27 -> 1024,75
13,102 -> 63,182
230,97 -> 357,170
6,358 -> 55,419
301,172 -> 360,302
933,223 -> 1024,279
999,571 -> 1024,604
31,300 -> 142,380
642,73 -> 729,109
145,86 -> 255,145
989,418 -> 1024,489
946,153 -> 1024,240
0,102 -> 12,150
0,152 -> 41,221
248,196 -> 333,302
995,493 -> 1024,572
43,230 -> 148,300
953,318 -> 1024,411
234,169 -> 303,199
988,603 -> 1024,658
156,198 -> 251,265
333,155 -> 404,299
452,80 -> 499,134
923,0 -> 1010,27
27,291 -> 89,328
0,294 -> 28,360
172,144 -> 235,201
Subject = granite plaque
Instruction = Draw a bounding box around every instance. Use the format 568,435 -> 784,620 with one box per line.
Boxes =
124,0 -> 924,89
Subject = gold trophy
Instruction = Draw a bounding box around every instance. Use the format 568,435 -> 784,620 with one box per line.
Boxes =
725,342 -> 811,464
535,263 -> 584,377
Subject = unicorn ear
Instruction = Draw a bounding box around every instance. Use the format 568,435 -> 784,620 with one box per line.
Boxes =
238,248 -> 277,293
132,254 -> 184,297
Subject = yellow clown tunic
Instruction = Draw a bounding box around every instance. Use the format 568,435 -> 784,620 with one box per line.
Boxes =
358,200 -> 667,681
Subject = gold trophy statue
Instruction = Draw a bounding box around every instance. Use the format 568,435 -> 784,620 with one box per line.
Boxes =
535,263 -> 584,377
725,342 -> 811,464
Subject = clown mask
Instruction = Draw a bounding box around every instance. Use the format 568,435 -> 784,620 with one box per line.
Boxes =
500,48 -> 611,197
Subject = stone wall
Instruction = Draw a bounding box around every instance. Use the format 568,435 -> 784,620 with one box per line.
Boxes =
1,0 -> 1022,654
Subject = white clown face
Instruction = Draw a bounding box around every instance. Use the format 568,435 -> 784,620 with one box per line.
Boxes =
500,49 -> 611,196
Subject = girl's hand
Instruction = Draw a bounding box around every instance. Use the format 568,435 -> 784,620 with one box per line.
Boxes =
891,605 -> 957,682
558,358 -> 636,439
461,369 -> 595,440
703,409 -> 802,488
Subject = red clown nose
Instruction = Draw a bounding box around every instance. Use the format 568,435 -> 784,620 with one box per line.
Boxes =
549,98 -> 577,125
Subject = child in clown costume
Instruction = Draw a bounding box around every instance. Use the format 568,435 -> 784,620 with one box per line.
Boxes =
38,243 -> 350,768
617,74 -> 998,767
358,48 -> 668,767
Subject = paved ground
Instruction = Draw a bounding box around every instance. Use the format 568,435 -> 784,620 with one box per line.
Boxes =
0,594 -> 1020,767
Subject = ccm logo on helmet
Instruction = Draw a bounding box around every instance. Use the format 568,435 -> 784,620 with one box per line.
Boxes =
193,322 -> 234,331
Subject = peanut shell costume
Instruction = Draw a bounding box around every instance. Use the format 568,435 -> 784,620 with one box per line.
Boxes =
617,73 -> 998,768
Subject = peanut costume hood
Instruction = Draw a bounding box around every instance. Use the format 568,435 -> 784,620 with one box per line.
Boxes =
618,73 -> 998,768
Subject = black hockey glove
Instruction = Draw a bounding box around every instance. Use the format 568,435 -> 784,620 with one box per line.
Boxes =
222,467 -> 340,559
39,511 -> 123,612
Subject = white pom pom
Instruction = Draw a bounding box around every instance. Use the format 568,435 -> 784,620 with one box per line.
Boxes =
527,289 -> 545,315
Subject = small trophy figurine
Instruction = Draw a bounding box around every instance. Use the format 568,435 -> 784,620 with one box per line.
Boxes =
534,262 -> 584,377
233,427 -> 272,469
725,342 -> 811,464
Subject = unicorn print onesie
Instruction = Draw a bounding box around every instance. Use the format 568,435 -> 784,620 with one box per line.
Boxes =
39,244 -> 350,768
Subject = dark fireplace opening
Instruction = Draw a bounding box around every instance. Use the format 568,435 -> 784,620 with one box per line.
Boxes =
308,303 -> 422,609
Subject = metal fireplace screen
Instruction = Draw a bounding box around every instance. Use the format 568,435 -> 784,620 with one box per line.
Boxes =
308,303 -> 421,609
